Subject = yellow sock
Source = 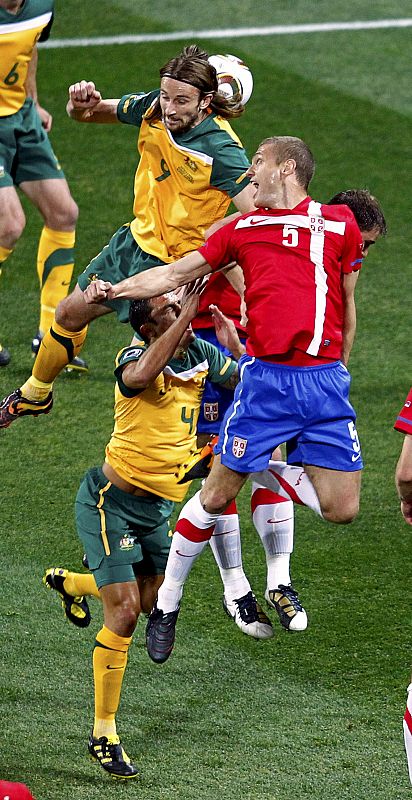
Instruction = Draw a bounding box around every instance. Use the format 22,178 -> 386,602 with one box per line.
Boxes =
31,319 -> 88,384
0,246 -> 13,266
63,571 -> 101,599
93,626 -> 132,740
37,227 -> 75,335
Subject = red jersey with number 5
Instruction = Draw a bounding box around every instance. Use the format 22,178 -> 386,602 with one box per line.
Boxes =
198,196 -> 363,360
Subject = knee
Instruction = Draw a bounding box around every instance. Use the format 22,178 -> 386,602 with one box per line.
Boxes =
0,213 -> 25,248
113,601 -> 140,637
321,498 -> 359,525
55,291 -> 86,330
200,484 -> 234,515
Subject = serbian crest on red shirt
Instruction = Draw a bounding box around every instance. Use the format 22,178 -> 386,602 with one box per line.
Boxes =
204,402 -> 219,422
232,436 -> 247,458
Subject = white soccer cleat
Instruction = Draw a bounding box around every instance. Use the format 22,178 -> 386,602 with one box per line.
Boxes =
265,584 -> 308,632
223,591 -> 274,639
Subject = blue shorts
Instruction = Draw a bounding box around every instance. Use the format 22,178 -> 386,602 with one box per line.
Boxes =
195,328 -> 246,435
215,356 -> 363,473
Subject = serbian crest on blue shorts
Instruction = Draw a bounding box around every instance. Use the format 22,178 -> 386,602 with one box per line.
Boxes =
204,402 -> 219,422
232,436 -> 248,458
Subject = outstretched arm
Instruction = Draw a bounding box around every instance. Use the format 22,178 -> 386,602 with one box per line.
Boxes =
66,80 -> 120,123
83,250 -> 212,305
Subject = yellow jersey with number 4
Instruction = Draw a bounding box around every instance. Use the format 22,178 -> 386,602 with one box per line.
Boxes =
105,337 -> 236,502
0,0 -> 53,116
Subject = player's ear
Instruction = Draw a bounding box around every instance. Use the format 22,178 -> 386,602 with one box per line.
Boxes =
282,158 -> 296,177
199,92 -> 213,110
140,322 -> 155,341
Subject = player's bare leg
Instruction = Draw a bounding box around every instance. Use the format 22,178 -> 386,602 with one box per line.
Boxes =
0,185 -> 26,365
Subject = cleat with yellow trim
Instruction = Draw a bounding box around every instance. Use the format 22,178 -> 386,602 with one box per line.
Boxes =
265,584 -> 308,632
31,331 -> 88,373
223,591 -> 274,639
88,733 -> 139,779
177,435 -> 218,484
0,388 -> 53,428
43,567 -> 91,628
0,344 -> 11,366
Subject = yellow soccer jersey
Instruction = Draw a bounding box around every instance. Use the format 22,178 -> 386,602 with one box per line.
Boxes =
105,337 -> 237,502
117,91 -> 251,262
0,0 -> 53,116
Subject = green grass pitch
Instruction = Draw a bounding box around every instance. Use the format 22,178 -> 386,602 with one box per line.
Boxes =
0,2 -> 411,798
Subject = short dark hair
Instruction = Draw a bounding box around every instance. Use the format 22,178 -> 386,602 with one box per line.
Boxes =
260,136 -> 315,190
147,44 -> 245,122
129,298 -> 154,342
329,189 -> 387,235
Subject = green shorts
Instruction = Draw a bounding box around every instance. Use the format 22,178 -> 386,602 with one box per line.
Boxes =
75,466 -> 174,589
0,98 -> 65,188
77,224 -> 166,323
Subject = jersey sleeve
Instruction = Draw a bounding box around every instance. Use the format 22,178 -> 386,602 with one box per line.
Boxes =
198,340 -> 237,385
198,219 -> 237,271
114,343 -> 147,397
210,138 -> 250,198
394,388 -> 412,434
39,12 -> 54,41
117,90 -> 159,127
340,210 -> 364,274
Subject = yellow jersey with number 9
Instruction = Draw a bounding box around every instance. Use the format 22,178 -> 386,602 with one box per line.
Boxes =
0,0 -> 53,116
117,91 -> 251,262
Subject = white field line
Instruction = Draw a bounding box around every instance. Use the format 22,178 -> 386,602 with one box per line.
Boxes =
39,18 -> 412,48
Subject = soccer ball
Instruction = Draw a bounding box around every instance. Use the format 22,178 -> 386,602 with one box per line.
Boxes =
208,53 -> 253,104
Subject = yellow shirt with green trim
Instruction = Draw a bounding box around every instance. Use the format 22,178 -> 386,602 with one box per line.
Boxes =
105,336 -> 237,502
117,90 -> 251,262
0,0 -> 53,116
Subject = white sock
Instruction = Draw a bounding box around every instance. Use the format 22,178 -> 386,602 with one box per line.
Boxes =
157,492 -> 218,613
251,482 -> 294,588
404,683 -> 412,783
209,513 -> 251,602
252,461 -> 322,517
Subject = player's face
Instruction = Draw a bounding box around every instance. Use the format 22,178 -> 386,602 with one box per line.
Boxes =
160,77 -> 212,134
247,143 -> 284,207
149,293 -> 195,348
360,226 -> 381,257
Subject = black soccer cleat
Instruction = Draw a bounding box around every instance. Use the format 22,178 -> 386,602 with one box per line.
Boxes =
32,331 -> 89,373
146,601 -> 180,664
177,435 -> 218,483
265,584 -> 308,631
88,733 -> 139,779
0,387 -> 53,428
43,567 -> 91,628
0,344 -> 11,367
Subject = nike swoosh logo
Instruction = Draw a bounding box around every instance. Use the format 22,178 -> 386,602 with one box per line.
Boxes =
351,453 -> 361,462
266,517 -> 291,524
106,665 -> 122,670
249,217 -> 269,226
149,122 -> 161,128
176,549 -> 198,557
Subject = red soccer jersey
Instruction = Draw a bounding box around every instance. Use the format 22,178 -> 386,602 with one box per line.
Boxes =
394,388 -> 412,435
198,196 -> 363,359
192,272 -> 245,333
